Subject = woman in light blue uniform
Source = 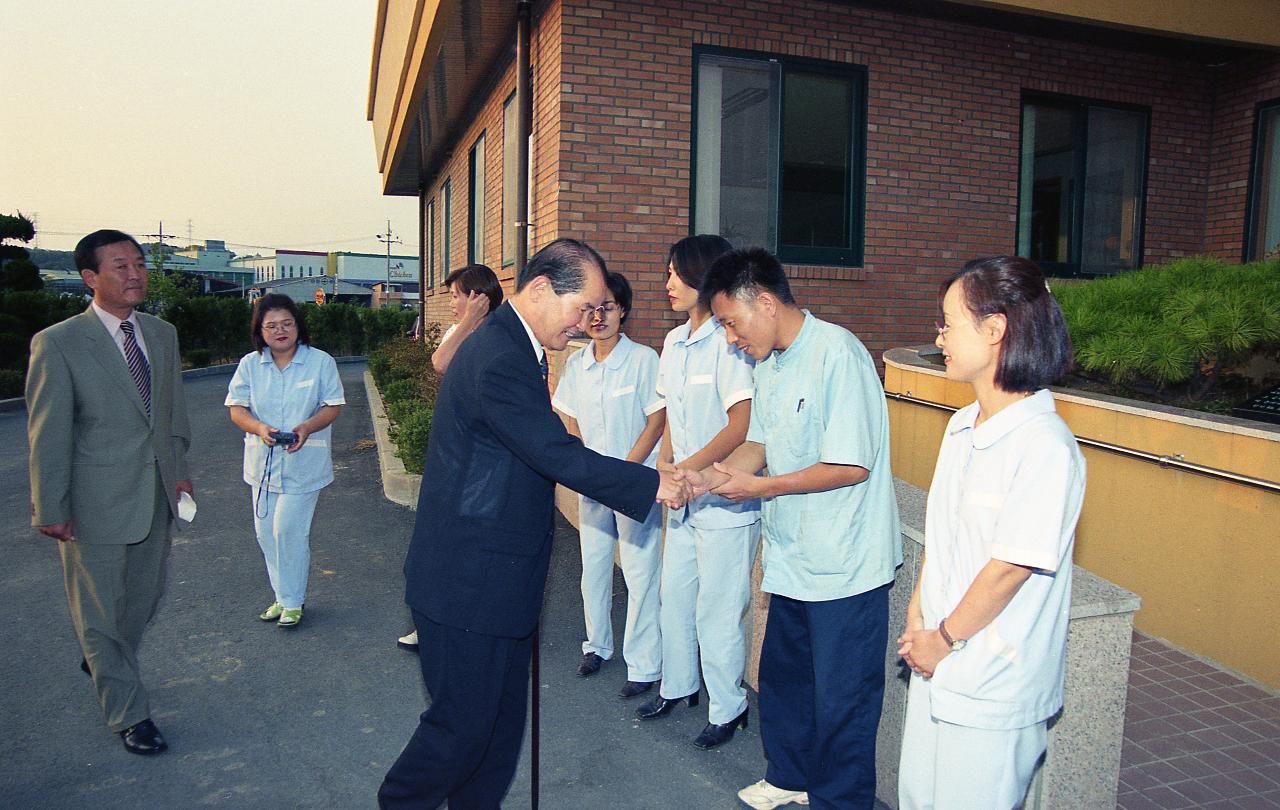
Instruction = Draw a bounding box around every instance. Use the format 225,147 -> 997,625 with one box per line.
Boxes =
636,234 -> 760,750
552,271 -> 666,697
226,294 -> 345,629
898,256 -> 1085,809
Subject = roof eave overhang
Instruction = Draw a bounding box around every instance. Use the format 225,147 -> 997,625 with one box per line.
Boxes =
368,0 -> 518,198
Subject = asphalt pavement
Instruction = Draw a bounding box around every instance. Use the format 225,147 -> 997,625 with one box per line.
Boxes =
0,363 -> 774,809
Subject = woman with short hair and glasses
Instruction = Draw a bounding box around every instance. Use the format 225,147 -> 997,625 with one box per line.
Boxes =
897,256 -> 1084,809
551,271 -> 666,695
225,294 -> 345,629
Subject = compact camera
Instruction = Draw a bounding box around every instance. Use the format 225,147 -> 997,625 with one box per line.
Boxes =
269,430 -> 299,447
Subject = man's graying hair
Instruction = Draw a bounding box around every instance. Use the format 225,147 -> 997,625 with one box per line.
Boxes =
516,238 -> 607,293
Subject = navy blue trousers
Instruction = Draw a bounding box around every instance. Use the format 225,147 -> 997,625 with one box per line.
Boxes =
378,612 -> 533,810
760,585 -> 890,810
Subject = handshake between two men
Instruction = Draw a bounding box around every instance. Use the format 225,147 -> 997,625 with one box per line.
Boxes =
653,457 -> 761,510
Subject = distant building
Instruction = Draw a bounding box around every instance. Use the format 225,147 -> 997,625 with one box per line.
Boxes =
245,276 -> 375,306
159,239 -> 254,287
231,249 -> 329,284
38,268 -> 89,296
328,251 -> 420,285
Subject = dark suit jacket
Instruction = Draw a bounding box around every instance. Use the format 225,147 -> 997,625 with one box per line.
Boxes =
404,302 -> 659,638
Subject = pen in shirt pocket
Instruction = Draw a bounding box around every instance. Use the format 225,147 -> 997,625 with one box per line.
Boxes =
796,398 -> 805,412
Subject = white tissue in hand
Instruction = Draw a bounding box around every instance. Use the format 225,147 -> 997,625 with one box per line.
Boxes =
177,491 -> 197,522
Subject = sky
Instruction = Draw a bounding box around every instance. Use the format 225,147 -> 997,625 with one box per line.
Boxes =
0,1 -> 418,257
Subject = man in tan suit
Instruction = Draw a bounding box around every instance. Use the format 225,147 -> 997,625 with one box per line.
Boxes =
26,229 -> 193,755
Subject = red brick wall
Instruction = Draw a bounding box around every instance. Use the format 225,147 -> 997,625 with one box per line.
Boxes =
555,0 -> 1229,363
417,0 -> 567,333
1205,55 -> 1280,260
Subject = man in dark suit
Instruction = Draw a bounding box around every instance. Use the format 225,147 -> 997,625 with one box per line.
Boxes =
379,239 -> 687,809
26,229 -> 193,755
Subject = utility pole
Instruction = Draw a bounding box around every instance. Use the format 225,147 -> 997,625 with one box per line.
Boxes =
187,218 -> 194,246
376,220 -> 402,308
143,221 -> 177,274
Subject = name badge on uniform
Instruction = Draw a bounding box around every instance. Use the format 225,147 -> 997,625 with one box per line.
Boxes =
295,379 -> 316,389
689,374 -> 713,385
611,385 -> 636,397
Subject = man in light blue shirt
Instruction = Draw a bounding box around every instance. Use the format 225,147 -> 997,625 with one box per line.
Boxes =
684,248 -> 901,810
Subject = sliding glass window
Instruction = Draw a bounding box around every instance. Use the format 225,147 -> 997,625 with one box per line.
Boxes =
426,199 -> 436,288
1017,95 -> 1148,277
693,48 -> 865,266
469,133 -> 486,265
1246,100 -> 1280,261
442,180 -> 452,276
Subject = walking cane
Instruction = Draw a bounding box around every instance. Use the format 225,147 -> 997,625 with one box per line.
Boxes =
531,624 -> 540,809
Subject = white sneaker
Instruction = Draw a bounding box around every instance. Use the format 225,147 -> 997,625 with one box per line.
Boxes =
737,779 -> 810,809
397,630 -> 419,650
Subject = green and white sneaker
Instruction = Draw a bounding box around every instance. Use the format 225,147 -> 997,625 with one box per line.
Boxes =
277,607 -> 303,628
259,601 -> 283,621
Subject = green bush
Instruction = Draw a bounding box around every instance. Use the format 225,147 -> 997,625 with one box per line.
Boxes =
388,399 -> 433,475
370,332 -> 443,474
380,377 -> 419,406
0,368 -> 23,398
367,353 -> 393,387
0,290 -> 90,390
369,336 -> 441,402
167,295 -> 252,366
1054,257 -> 1280,401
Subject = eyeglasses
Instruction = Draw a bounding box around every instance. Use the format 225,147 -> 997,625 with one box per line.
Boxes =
589,302 -> 621,318
263,320 -> 297,333
935,313 -> 995,336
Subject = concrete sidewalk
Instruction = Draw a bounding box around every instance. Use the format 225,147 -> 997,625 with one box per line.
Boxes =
0,363 -> 776,809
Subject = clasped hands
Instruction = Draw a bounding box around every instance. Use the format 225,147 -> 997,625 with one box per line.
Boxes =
896,621 -> 950,679
654,460 -> 763,509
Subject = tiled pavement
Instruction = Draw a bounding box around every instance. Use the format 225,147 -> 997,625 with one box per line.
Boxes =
1118,631 -> 1280,809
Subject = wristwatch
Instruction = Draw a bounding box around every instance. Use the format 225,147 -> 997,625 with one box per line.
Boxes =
938,618 -> 967,652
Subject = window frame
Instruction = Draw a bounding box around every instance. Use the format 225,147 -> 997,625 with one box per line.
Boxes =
1016,91 -> 1151,278
689,45 -> 868,268
502,93 -> 518,269
1244,97 -> 1280,262
442,179 -> 452,278
468,132 -> 486,265
426,198 -> 437,288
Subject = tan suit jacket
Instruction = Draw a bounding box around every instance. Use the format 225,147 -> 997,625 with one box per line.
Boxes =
27,308 -> 191,543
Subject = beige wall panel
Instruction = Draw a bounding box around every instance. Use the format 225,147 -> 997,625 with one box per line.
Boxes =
955,0 -> 1280,48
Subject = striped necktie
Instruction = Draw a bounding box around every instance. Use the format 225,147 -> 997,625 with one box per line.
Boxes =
119,320 -> 152,417
539,353 -> 549,382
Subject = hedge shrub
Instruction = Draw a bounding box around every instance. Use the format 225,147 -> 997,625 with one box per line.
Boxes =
369,332 -> 444,474
1054,257 -> 1280,402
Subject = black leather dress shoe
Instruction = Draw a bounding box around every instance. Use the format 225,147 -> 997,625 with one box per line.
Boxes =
576,652 -> 604,677
635,690 -> 699,720
617,679 -> 656,699
692,708 -> 748,750
120,719 -> 167,755
80,657 -> 91,676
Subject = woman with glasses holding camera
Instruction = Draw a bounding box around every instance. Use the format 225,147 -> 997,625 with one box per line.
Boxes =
551,271 -> 666,695
225,293 -> 345,629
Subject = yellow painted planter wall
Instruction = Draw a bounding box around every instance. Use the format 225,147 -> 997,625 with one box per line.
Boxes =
884,349 -> 1280,689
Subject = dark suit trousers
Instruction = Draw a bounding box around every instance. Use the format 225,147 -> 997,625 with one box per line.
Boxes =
379,611 -> 533,810
60,468 -> 171,732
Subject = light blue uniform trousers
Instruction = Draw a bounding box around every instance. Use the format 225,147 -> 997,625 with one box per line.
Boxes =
579,496 -> 663,682
658,518 -> 759,724
899,674 -> 1048,810
251,487 -> 321,610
